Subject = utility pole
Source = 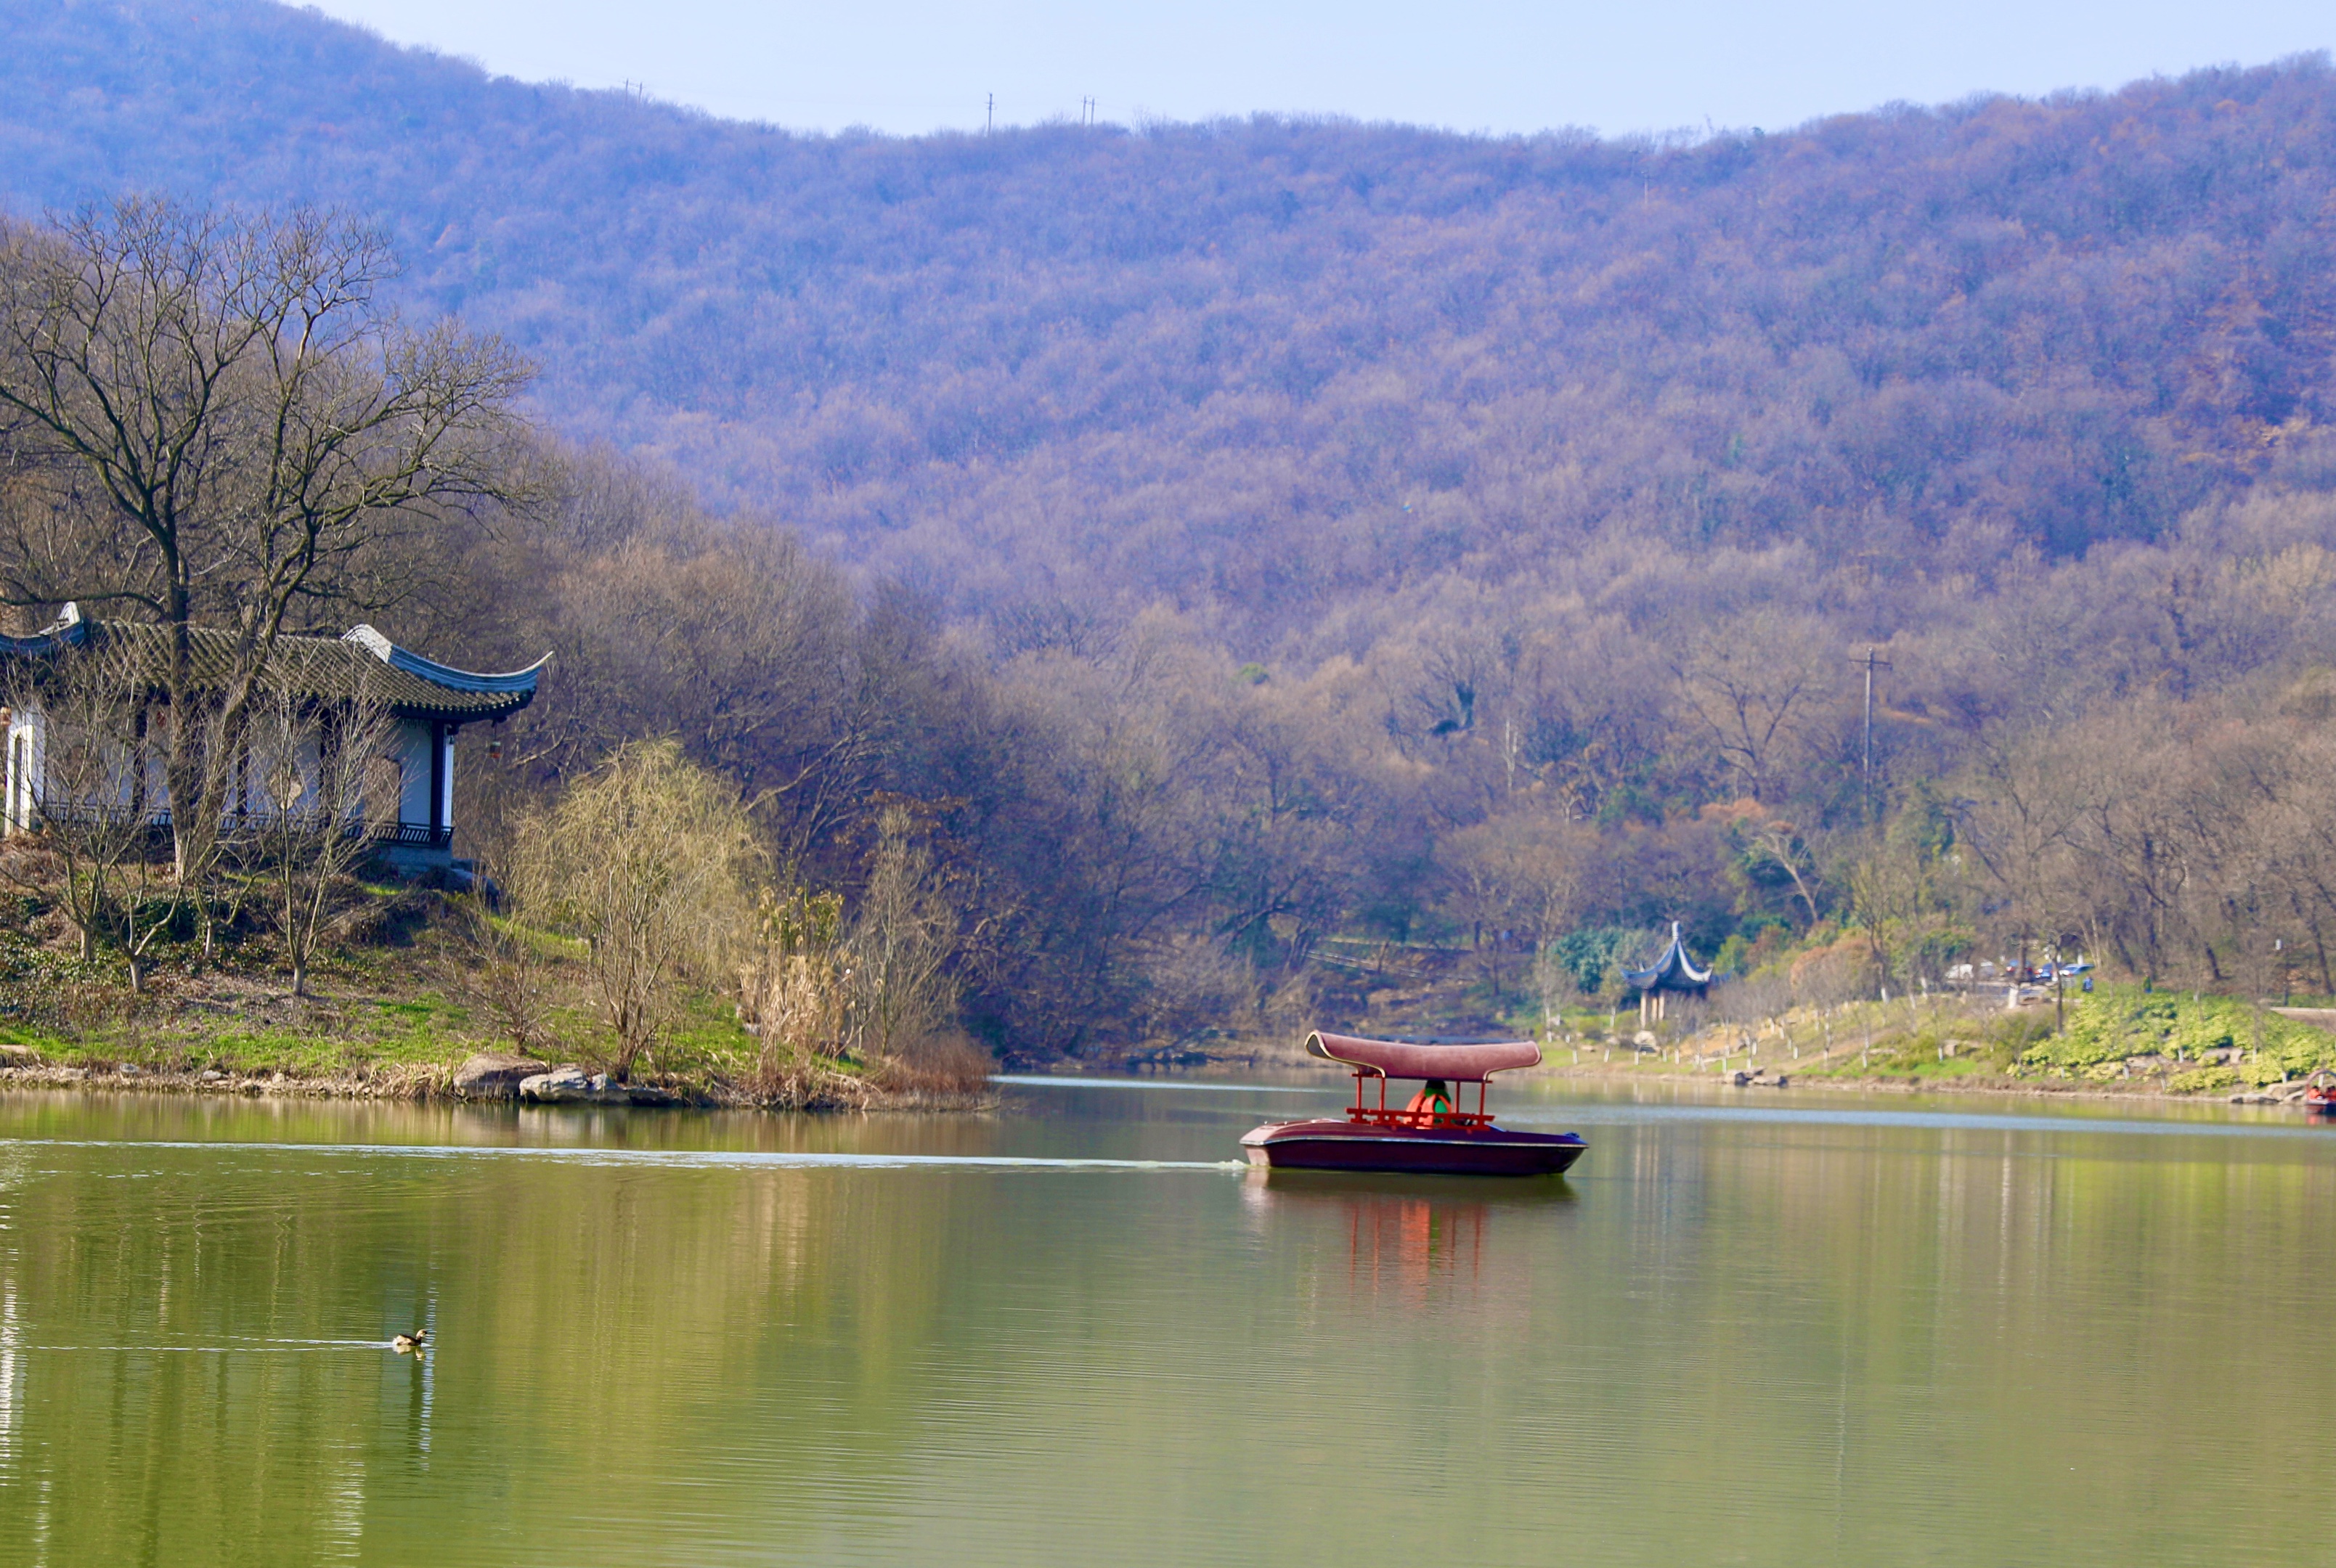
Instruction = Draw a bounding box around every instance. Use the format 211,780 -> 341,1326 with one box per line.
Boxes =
986,93 -> 994,134
2053,943 -> 2064,1033
1855,646 -> 1892,812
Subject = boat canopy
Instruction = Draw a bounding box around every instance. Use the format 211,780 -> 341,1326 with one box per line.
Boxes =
1622,922 -> 1712,995
1305,1032 -> 1541,1082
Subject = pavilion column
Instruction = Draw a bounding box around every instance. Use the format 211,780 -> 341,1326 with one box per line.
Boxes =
428,721 -> 449,841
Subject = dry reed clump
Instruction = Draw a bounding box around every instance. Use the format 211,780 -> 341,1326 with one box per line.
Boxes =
744,1046 -> 876,1111
869,1031 -> 993,1095
737,886 -> 852,1106
740,957 -> 878,1108
357,1061 -> 454,1100
736,811 -> 990,1105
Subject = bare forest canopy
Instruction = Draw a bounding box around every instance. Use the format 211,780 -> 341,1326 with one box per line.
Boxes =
4,5 -> 2335,599
8,4 -> 2336,1058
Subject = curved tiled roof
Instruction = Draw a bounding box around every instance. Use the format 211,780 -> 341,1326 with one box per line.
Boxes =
0,602 -> 91,656
341,625 -> 545,696
1622,922 -> 1713,993
0,604 -> 545,721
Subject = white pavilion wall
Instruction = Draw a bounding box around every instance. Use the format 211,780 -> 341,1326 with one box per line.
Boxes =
394,718 -> 436,829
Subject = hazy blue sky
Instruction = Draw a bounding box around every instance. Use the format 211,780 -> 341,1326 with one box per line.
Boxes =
304,0 -> 2332,137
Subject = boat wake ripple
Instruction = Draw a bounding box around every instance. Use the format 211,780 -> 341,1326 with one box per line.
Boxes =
990,1075 -> 1324,1093
2,1140 -> 1247,1171
1494,1103 -> 2335,1140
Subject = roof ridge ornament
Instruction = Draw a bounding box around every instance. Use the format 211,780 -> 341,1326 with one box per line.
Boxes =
343,623 -> 396,661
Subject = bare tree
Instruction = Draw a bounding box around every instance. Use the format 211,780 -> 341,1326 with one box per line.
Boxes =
244,685 -> 394,997
0,198 -> 534,894
1440,807 -> 1592,993
850,804 -> 968,1061
0,647 -> 179,987
465,897 -> 555,1056
1670,614 -> 1835,804
1955,731 -> 2089,980
1741,816 -> 1826,928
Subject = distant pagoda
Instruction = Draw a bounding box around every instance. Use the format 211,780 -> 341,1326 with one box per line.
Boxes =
1622,922 -> 1712,1025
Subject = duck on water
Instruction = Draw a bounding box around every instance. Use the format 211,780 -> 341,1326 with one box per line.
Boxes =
1239,1032 -> 1586,1176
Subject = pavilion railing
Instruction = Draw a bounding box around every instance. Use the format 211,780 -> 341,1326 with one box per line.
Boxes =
25,801 -> 452,852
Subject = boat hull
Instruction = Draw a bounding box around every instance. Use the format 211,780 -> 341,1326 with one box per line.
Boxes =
1240,1119 -> 1585,1177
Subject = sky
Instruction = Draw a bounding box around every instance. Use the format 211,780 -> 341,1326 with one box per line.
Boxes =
302,0 -> 2333,138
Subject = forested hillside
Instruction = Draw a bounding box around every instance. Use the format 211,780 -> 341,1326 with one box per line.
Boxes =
7,5 -> 2335,612
8,5 -> 2336,1061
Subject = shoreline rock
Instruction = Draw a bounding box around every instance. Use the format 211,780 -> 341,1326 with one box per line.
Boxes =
518,1065 -> 683,1106
453,1051 -> 550,1101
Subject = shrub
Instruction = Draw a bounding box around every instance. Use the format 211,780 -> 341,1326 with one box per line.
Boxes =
1547,926 -> 1641,996
2169,1066 -> 2239,1094
509,740 -> 760,1081
2022,989 -> 2336,1082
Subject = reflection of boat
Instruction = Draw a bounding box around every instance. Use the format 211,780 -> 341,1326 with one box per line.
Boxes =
1239,1032 -> 1585,1176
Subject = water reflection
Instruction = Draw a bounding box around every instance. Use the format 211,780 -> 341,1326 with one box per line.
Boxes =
1242,1170 -> 1576,1308
0,1279 -> 19,1475
1,1087 -> 2334,1567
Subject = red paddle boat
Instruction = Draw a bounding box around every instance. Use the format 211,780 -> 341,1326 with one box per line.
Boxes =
1240,1032 -> 1587,1176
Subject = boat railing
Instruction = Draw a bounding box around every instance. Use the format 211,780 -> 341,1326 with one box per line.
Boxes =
1345,1106 -> 1496,1131
1343,1067 -> 1496,1130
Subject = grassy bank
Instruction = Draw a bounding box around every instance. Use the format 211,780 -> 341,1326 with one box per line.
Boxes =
1530,984 -> 2336,1100
0,882 -> 985,1110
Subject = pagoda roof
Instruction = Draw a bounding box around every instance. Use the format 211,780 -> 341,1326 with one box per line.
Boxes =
1622,922 -> 1712,993
0,604 -> 545,722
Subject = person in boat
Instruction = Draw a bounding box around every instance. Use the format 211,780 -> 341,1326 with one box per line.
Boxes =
1403,1078 -> 1455,1124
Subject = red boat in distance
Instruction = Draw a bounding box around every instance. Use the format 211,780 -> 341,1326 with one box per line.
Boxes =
1240,1032 -> 1587,1177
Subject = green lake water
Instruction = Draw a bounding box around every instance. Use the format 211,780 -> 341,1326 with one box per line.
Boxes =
0,1077 -> 2332,1566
